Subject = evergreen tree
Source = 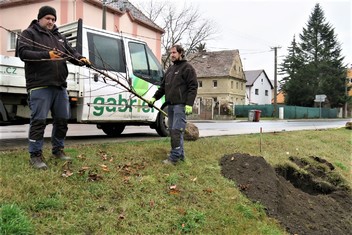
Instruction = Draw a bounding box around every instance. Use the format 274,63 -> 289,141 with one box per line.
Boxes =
280,3 -> 347,107
280,36 -> 310,106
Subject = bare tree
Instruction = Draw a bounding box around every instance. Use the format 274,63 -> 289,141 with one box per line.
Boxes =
136,0 -> 167,22
132,0 -> 216,68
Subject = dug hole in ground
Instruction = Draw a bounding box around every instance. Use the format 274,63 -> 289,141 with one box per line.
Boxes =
220,153 -> 351,235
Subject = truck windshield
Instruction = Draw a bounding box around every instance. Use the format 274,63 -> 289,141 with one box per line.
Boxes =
87,33 -> 126,73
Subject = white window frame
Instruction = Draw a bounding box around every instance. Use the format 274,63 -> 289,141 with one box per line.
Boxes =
8,30 -> 21,51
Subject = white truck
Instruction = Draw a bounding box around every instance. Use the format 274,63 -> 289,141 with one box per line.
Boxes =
0,19 -> 168,137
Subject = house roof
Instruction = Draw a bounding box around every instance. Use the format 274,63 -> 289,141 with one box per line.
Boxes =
188,50 -> 240,78
107,0 -> 164,33
244,69 -> 273,88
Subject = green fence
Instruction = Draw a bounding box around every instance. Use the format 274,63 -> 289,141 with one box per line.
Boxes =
235,105 -> 338,119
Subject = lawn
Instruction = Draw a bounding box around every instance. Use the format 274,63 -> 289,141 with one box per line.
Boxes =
0,128 -> 350,234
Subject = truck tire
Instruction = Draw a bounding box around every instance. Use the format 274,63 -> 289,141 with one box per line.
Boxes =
155,106 -> 169,137
100,124 -> 125,137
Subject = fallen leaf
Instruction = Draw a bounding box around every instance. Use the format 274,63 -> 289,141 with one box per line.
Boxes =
169,189 -> 180,195
203,188 -> 214,193
88,171 -> 103,181
149,200 -> 155,208
62,170 -> 73,178
123,176 -> 130,183
77,154 -> 86,159
99,150 -> 108,160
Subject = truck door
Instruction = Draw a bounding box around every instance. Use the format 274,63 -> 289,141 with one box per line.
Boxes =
127,41 -> 164,121
84,31 -> 132,121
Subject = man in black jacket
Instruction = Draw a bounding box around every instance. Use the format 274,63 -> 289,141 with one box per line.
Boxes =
150,45 -> 198,165
18,6 -> 90,170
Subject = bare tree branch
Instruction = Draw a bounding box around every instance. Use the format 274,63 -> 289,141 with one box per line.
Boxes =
131,0 -> 217,68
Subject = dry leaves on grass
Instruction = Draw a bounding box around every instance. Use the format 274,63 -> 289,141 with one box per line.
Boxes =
61,160 -> 73,178
169,185 -> 181,195
98,149 -> 114,162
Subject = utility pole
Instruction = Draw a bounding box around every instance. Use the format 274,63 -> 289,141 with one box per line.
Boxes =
271,46 -> 281,118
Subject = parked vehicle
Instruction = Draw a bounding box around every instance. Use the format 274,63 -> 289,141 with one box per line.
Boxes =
0,19 -> 168,137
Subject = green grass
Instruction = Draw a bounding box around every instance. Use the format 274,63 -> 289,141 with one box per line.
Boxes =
0,128 -> 350,234
0,204 -> 34,235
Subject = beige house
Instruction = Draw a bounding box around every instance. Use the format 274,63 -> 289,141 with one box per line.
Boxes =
0,0 -> 164,59
189,50 -> 246,104
188,50 -> 246,119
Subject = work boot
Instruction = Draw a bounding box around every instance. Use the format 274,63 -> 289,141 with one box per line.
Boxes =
52,148 -> 71,161
162,159 -> 177,165
29,153 -> 48,170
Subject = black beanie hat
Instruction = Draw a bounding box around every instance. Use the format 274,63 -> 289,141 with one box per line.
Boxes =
37,6 -> 57,21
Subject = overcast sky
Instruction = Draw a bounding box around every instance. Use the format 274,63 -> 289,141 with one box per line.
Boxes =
131,0 -> 351,80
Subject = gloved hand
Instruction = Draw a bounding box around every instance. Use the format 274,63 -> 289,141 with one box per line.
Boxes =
49,50 -> 61,60
148,98 -> 156,108
79,57 -> 91,67
185,105 -> 193,115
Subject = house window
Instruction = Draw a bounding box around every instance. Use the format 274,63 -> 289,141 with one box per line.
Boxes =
255,89 -> 259,95
231,81 -> 233,89
8,30 -> 21,51
213,80 -> 217,88
236,82 -> 239,89
241,83 -> 243,90
265,90 -> 268,96
198,80 -> 202,88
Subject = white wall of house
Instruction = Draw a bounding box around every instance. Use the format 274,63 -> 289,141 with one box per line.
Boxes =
245,72 -> 273,105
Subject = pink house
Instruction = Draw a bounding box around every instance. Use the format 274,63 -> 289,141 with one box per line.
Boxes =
0,0 -> 164,59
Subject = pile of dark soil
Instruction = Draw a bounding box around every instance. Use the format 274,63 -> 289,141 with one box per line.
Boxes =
220,153 -> 352,235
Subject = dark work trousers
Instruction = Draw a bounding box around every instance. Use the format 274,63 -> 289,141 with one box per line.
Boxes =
28,86 -> 70,156
167,104 -> 186,162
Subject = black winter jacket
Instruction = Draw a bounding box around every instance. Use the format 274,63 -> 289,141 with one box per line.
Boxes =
18,20 -> 83,91
153,60 -> 198,106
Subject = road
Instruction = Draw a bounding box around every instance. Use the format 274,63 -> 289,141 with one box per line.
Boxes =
0,119 -> 350,150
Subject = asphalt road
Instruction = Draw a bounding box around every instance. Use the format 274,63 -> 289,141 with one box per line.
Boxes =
0,118 -> 350,150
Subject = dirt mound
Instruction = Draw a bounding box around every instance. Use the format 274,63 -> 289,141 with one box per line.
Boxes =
220,153 -> 352,235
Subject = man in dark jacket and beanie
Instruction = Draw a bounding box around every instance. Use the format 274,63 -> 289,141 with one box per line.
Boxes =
150,44 -> 198,165
17,6 -> 90,170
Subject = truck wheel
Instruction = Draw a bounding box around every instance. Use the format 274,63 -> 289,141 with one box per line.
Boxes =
155,106 -> 169,137
99,124 -> 125,137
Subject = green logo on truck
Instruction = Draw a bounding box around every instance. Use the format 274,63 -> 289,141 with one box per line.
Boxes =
92,95 -> 154,116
